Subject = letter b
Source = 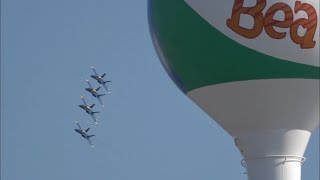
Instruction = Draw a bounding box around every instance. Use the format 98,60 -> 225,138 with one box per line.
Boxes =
227,0 -> 266,38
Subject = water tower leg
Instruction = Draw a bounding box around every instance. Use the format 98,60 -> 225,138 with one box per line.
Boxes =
235,129 -> 311,180
245,156 -> 304,180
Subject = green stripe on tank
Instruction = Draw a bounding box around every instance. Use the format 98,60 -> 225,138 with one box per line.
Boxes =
149,0 -> 319,92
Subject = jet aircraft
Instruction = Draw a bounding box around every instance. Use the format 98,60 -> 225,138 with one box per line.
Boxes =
79,96 -> 99,124
74,121 -> 95,147
90,66 -> 111,93
85,80 -> 106,106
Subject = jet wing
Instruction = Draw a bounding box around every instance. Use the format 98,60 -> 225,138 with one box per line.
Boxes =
86,80 -> 93,89
75,121 -> 82,129
90,114 -> 98,124
80,96 -> 88,106
91,66 -> 99,76
87,137 -> 94,147
102,83 -> 111,93
97,96 -> 104,106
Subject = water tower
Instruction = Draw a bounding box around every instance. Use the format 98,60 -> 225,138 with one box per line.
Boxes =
148,0 -> 319,180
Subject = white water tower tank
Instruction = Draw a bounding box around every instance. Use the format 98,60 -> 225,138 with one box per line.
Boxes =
148,0 -> 319,179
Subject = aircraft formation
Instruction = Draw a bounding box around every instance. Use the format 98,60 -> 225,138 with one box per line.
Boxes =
74,66 -> 111,147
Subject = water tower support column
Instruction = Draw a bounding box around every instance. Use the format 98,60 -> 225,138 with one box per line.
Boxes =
235,129 -> 311,180
245,155 -> 305,180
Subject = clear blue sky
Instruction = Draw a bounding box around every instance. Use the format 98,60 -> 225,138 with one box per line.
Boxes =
1,0 -> 319,180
